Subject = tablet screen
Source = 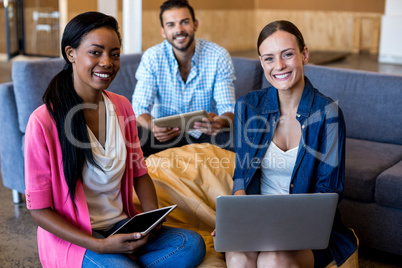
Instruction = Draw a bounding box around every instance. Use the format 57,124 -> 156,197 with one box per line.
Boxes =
110,205 -> 177,236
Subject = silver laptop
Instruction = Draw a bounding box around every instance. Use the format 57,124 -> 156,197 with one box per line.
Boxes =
214,193 -> 338,252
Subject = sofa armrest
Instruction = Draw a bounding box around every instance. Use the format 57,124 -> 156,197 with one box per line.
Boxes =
0,82 -> 25,193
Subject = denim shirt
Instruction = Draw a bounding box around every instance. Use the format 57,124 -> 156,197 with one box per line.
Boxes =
232,77 -> 357,266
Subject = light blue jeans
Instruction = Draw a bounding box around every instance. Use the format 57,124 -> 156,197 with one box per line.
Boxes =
82,225 -> 206,268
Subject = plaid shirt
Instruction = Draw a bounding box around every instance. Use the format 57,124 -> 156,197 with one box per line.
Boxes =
132,38 -> 236,138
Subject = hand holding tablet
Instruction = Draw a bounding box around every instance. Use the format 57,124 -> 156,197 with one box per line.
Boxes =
109,205 -> 177,237
153,110 -> 209,131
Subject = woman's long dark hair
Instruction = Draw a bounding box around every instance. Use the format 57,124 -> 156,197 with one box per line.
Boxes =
42,12 -> 121,205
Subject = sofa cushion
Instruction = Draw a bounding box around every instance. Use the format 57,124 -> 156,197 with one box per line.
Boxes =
344,138 -> 402,202
232,57 -> 262,100
339,199 -> 402,256
375,160 -> 402,209
304,65 -> 402,146
12,58 -> 64,133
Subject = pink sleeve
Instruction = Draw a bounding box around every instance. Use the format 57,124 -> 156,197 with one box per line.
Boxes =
24,111 -> 54,210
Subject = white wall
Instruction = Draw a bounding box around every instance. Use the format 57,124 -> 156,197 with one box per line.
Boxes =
97,0 -> 117,18
378,0 -> 402,64
122,0 -> 142,54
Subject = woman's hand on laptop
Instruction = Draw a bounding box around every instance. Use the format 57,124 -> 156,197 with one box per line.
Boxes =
233,189 -> 246,195
211,229 -> 216,237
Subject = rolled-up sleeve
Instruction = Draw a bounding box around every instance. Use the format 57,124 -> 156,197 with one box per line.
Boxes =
24,113 -> 53,210
314,103 -> 346,196
232,99 -> 246,194
214,51 -> 236,116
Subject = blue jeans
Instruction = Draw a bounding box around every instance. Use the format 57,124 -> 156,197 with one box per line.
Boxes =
82,226 -> 206,268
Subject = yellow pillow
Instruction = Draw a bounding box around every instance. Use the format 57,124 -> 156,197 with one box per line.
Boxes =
134,143 -> 235,267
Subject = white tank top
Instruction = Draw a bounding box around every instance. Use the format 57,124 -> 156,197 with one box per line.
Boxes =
260,141 -> 298,195
83,94 -> 128,231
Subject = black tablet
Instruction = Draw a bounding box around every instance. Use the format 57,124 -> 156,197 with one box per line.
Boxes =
152,110 -> 208,130
109,205 -> 177,236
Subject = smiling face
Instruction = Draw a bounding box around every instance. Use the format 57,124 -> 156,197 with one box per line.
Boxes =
65,27 -> 121,98
259,30 -> 309,93
160,7 -> 198,53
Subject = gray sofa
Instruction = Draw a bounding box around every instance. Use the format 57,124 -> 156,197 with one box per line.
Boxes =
1,53 -> 402,257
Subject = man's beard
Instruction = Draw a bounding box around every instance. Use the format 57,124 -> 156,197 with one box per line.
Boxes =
170,33 -> 195,52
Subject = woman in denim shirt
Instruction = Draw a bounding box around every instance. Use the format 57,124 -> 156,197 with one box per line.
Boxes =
225,21 -> 358,267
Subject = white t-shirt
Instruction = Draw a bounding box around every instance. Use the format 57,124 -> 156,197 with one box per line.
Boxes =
260,141 -> 298,195
83,94 -> 128,231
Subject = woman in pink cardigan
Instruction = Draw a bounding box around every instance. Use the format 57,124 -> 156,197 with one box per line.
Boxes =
24,11 -> 205,268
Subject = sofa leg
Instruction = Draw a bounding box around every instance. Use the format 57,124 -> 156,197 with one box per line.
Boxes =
12,190 -> 22,204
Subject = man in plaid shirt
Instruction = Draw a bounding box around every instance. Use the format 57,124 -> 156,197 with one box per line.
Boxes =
132,0 -> 236,156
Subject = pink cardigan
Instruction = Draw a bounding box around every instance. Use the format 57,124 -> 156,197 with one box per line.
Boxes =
24,91 -> 148,267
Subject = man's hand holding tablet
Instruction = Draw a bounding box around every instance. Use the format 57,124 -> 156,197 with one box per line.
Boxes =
193,113 -> 228,136
150,110 -> 233,142
152,110 -> 209,130
152,110 -> 208,142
